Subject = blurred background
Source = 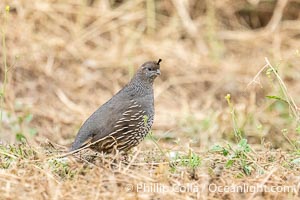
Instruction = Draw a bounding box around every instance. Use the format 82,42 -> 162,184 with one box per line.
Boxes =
0,0 -> 299,151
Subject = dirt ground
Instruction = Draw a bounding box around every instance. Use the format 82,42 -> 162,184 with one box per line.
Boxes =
0,0 -> 300,199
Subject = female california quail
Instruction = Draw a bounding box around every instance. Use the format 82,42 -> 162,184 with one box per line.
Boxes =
70,59 -> 161,153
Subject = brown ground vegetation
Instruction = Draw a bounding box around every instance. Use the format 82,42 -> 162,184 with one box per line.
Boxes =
0,0 -> 300,199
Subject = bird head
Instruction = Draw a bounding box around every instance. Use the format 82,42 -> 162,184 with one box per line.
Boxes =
135,59 -> 161,84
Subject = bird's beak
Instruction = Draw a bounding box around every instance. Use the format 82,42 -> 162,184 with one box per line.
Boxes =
156,69 -> 161,75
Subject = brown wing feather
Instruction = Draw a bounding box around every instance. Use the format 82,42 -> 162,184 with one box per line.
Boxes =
90,100 -> 150,153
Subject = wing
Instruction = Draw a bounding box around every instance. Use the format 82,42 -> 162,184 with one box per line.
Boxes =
89,98 -> 155,153
70,90 -> 132,151
70,85 -> 154,152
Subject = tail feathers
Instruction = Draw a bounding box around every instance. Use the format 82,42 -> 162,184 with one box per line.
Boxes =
69,136 -> 92,152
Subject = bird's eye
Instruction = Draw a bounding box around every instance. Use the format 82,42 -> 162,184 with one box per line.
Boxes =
147,67 -> 151,71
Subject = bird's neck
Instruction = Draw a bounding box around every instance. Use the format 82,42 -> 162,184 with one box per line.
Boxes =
127,77 -> 154,96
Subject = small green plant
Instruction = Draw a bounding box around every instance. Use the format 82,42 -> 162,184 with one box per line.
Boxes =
0,5 -> 10,121
0,143 -> 37,168
0,144 -> 17,168
225,94 -> 243,141
0,6 -> 31,142
48,158 -> 76,179
250,58 -> 299,123
3,110 -> 38,142
17,112 -> 38,141
210,139 -> 257,176
184,151 -> 201,169
169,150 -> 201,172
296,126 -> 300,134
213,94 -> 261,176
249,58 -> 300,150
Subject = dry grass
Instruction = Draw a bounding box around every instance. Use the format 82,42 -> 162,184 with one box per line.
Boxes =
0,0 -> 300,199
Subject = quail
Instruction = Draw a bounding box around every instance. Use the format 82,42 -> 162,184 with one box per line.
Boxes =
70,59 -> 161,153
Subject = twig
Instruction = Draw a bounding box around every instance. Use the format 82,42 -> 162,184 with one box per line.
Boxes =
0,7 -> 10,122
172,0 -> 197,37
248,58 -> 300,124
265,0 -> 288,32
55,88 -> 83,114
247,63 -> 268,87
264,57 -> 299,123
219,0 -> 288,41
